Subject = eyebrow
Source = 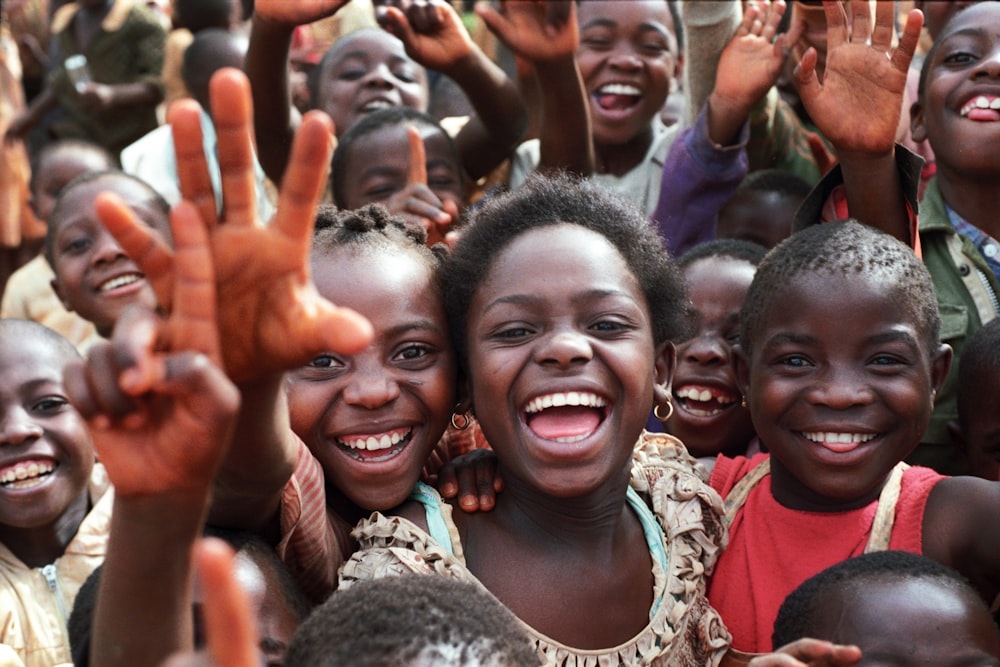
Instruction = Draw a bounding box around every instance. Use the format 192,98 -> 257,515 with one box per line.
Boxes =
579,17 -> 671,39
385,320 -> 446,339
482,289 -> 641,316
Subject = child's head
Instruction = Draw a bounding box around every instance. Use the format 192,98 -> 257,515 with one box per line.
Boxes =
717,169 -> 810,250
310,28 -> 429,138
913,0 -> 982,41
330,107 -> 464,217
668,240 -> 766,459
772,550 -> 1000,666
29,140 -> 116,223
285,575 -> 542,667
0,320 -> 92,546
441,172 -> 689,497
912,2 -> 1000,178
576,0 -> 680,149
287,205 -> 454,515
181,28 -> 248,111
46,171 -> 172,338
738,221 -> 951,509
955,318 -> 1000,481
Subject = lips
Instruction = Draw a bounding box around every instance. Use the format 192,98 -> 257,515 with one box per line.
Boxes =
959,94 -> 1000,121
523,391 -> 608,443
0,458 -> 57,490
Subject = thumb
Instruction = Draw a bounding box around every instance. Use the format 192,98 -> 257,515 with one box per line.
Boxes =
305,294 -> 374,357
794,47 -> 821,103
405,125 -> 428,186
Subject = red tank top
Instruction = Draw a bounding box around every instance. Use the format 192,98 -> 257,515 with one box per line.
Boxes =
707,453 -> 943,653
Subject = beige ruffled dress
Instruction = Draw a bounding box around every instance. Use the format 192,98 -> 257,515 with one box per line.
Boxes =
339,432 -> 731,667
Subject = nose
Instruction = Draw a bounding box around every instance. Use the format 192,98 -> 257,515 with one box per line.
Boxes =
535,329 -> 594,369
0,407 -> 42,447
608,47 -> 642,72
804,366 -> 875,410
342,361 -> 402,409
362,63 -> 397,90
972,48 -> 1000,79
91,229 -> 128,266
680,334 -> 728,367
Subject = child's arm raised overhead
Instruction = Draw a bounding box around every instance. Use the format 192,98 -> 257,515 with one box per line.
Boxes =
795,0 -> 923,243
245,0 -> 350,183
477,0 -> 593,176
102,69 -> 373,542
65,197 -> 240,667
380,0 -> 528,180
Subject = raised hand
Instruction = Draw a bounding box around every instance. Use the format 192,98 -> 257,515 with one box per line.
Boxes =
377,0 -> 476,73
795,0 -> 923,159
743,639 -> 862,667
477,0 -> 578,65
99,68 -> 373,384
64,198 -> 239,498
251,0 -> 348,26
381,125 -> 456,245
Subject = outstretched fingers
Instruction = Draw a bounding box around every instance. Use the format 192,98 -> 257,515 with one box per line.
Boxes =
209,68 -> 258,227
194,538 -> 259,667
405,124 -> 428,186
166,201 -> 221,363
270,110 -> 335,251
169,100 -> 218,228
891,9 -> 924,73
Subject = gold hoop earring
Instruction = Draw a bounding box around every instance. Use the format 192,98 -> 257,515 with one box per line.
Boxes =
450,411 -> 472,431
654,398 -> 674,423
740,395 -> 748,409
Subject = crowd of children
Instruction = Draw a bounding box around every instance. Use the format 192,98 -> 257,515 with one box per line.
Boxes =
3,0 -> 1000,666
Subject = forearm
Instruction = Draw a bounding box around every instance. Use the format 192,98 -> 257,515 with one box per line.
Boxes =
838,148 -> 910,243
107,81 -> 162,108
92,492 -> 208,667
246,16 -> 299,183
208,374 -> 296,536
533,55 -> 593,176
681,0 -> 741,126
10,87 -> 57,134
448,49 -> 527,180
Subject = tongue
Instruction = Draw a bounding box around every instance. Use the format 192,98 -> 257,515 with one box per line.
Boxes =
968,108 -> 1000,122
527,406 -> 602,441
597,93 -> 638,111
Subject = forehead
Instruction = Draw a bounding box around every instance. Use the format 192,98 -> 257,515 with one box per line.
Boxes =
326,30 -> 412,69
578,0 -> 673,34
54,176 -> 169,232
937,3 -> 1000,43
348,122 -> 455,169
684,256 -> 756,292
0,333 -> 74,381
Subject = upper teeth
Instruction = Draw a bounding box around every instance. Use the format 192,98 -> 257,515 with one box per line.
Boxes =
524,392 -> 607,414
362,100 -> 393,112
0,460 -> 54,485
801,432 -> 877,444
675,387 -> 737,404
339,429 -> 409,451
598,83 -> 641,96
960,95 -> 1000,116
99,274 -> 141,292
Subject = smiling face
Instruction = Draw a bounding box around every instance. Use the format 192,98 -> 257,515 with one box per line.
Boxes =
668,256 -> 756,458
49,174 -> 169,338
337,122 -> 464,215
912,3 -> 1000,178
741,272 -> 950,511
576,0 -> 677,150
0,329 -> 92,540
287,246 -> 455,513
314,30 -> 428,137
466,223 -> 671,499
811,578 -> 1000,667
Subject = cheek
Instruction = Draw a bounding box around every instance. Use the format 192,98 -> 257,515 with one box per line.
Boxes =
401,83 -> 427,111
285,382 -> 331,439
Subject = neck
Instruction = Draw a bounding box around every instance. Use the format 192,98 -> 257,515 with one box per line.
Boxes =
937,167 -> 1000,240
0,490 -> 89,568
594,125 -> 654,177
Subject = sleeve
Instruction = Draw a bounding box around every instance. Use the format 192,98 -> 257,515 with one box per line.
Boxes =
651,102 -> 749,257
120,9 -> 167,93
792,144 -> 924,256
680,0 -> 741,127
275,439 -> 342,603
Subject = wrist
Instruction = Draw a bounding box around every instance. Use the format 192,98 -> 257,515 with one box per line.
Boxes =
439,46 -> 488,82
707,92 -> 751,146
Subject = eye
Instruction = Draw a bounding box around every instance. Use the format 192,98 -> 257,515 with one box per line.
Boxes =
724,333 -> 741,345
942,50 -> 978,65
337,67 -> 366,81
308,354 -> 343,370
869,353 -> 907,367
61,236 -> 92,255
395,344 -> 431,361
591,319 -> 630,333
779,355 -> 812,368
392,65 -> 418,83
494,326 -> 532,340
32,396 -> 69,413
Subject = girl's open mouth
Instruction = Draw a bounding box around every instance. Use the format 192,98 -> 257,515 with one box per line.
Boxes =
524,392 -> 609,443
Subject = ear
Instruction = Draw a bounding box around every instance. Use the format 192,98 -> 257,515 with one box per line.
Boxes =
733,343 -> 751,402
50,277 -> 74,312
653,341 -> 676,406
454,375 -> 473,417
910,99 -> 927,143
930,342 -> 953,401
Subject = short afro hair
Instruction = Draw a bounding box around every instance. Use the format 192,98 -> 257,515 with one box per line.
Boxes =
284,575 -> 542,667
312,203 -> 447,271
957,318 -> 1000,427
329,106 -> 460,209
773,551 -> 985,650
441,172 -> 690,368
740,221 -> 940,356
678,238 -> 768,269
735,168 -> 812,201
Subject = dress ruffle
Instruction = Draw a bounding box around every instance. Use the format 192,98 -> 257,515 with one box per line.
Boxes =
340,431 -> 730,667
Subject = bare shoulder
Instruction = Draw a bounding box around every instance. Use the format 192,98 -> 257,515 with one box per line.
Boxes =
923,475 -> 1000,562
